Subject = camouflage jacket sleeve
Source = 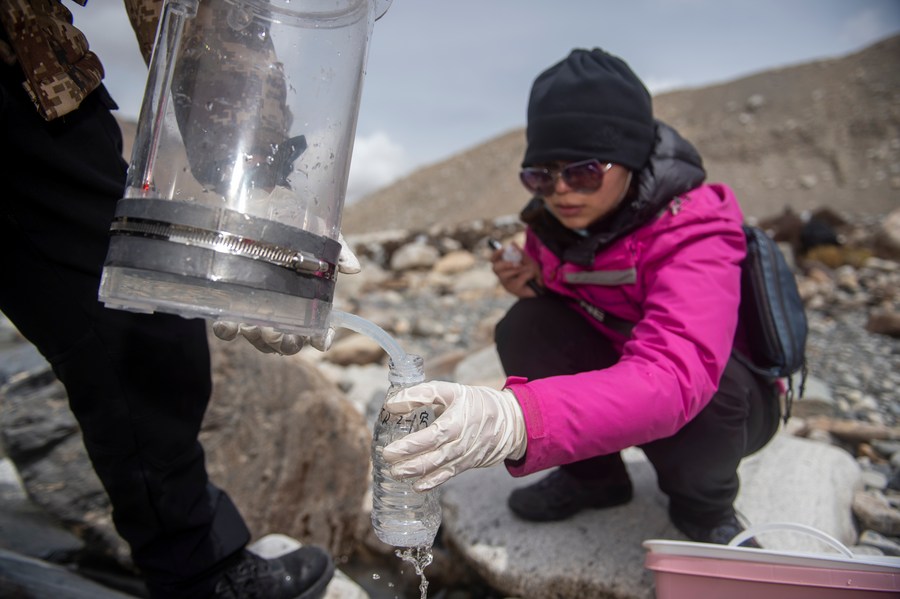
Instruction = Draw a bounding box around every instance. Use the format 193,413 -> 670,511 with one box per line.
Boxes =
0,1 -> 161,121
0,0 -> 103,121
123,0 -> 163,66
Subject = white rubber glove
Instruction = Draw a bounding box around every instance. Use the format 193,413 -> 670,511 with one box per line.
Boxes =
334,233 -> 362,275
381,381 -> 527,491
212,234 -> 361,355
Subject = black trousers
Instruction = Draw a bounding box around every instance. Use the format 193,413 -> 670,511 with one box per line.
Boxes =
0,65 -> 248,597
495,295 -> 780,524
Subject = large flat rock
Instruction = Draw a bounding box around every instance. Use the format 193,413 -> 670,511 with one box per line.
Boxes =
735,432 -> 861,549
439,434 -> 862,599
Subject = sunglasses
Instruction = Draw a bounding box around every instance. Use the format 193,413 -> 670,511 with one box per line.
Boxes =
519,159 -> 612,196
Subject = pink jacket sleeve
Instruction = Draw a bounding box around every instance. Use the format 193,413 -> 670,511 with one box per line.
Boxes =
506,202 -> 746,476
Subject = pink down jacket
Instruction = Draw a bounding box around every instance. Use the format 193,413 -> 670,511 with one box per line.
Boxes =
505,183 -> 747,477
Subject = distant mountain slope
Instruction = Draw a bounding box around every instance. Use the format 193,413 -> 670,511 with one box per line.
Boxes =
343,34 -> 899,234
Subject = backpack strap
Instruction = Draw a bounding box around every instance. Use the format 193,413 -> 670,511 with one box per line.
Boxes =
736,225 -> 810,422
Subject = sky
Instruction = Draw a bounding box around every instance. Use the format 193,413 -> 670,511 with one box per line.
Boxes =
65,1 -> 900,203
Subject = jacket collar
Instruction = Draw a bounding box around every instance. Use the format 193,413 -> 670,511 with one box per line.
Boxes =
521,121 -> 707,266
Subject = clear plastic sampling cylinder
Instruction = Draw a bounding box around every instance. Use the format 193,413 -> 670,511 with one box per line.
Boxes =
371,355 -> 442,547
100,0 -> 390,336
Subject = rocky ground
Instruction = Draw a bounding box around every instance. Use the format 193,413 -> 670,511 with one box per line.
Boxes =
337,209 -> 900,430
2,206 -> 898,598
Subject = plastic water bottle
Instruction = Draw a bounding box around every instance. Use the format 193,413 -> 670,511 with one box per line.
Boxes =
502,243 -> 523,265
371,354 -> 442,547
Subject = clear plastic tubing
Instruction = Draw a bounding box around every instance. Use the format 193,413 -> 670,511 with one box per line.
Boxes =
327,309 -> 407,366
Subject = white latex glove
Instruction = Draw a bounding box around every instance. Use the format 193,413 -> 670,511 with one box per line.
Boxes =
334,233 -> 362,275
212,234 -> 360,355
381,381 -> 527,491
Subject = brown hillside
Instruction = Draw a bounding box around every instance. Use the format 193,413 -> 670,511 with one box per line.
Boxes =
343,35 -> 899,234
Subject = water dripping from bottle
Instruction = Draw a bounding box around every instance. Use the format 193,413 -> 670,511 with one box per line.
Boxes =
394,545 -> 433,599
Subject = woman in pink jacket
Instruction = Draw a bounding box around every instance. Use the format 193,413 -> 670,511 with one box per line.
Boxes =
382,48 -> 780,545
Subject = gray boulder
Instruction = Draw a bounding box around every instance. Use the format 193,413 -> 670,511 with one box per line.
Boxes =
0,330 -> 372,568
389,240 -> 440,271
439,434 -> 862,599
735,433 -> 861,548
201,332 -> 372,558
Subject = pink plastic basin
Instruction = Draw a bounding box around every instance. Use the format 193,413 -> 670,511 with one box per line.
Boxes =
644,539 -> 900,599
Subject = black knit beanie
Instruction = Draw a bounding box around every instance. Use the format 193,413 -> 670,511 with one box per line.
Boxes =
523,48 -> 655,171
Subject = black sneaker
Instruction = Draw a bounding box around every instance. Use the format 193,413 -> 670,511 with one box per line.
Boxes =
212,546 -> 335,599
670,512 -> 761,547
507,468 -> 633,522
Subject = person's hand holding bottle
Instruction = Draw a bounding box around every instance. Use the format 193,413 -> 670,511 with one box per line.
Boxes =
381,381 -> 527,491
